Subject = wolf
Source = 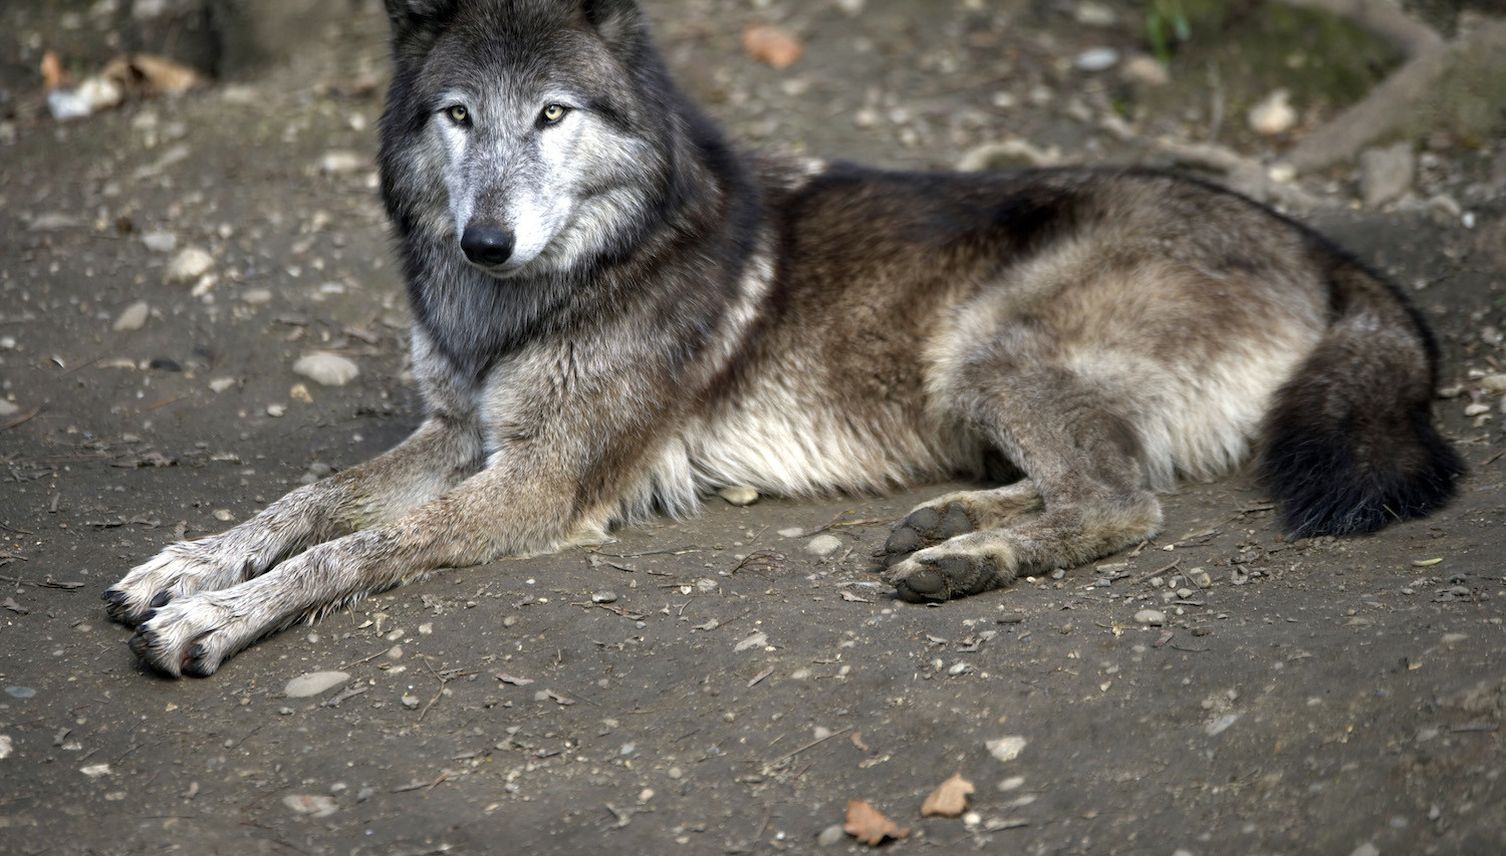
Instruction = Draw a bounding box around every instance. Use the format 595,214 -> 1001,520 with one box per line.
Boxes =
103,0 -> 1463,676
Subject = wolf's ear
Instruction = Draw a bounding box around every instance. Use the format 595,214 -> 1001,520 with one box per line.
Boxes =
384,0 -> 457,38
579,0 -> 644,50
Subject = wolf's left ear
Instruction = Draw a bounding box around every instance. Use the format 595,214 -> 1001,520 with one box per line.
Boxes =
579,0 -> 644,50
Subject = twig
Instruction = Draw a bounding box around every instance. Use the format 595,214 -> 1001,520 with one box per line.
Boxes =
1,405 -> 42,431
1130,560 -> 1181,586
764,725 -> 853,769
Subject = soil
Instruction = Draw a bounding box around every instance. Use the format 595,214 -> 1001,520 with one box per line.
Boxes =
2,1 -> 1504,854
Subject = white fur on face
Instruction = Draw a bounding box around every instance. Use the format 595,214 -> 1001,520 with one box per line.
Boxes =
430,88 -> 653,278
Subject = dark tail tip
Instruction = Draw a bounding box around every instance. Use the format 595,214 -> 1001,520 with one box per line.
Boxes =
1260,405 -> 1464,539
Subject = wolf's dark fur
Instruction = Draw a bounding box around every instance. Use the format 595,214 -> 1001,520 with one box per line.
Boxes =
106,0 -> 1461,677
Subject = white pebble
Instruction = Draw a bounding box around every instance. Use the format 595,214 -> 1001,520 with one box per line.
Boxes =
319,150 -> 366,174
805,534 -> 843,557
293,351 -> 360,387
986,735 -> 1027,763
1248,89 -> 1296,136
1135,608 -> 1166,626
113,301 -> 150,332
165,247 -> 214,284
717,485 -> 760,506
283,671 -> 350,698
140,230 -> 177,253
1073,47 -> 1119,72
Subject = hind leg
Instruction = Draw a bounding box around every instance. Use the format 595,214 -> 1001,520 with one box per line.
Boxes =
885,362 -> 1163,602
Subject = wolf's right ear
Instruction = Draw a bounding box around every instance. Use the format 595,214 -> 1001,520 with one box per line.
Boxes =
384,0 -> 457,38
579,0 -> 644,51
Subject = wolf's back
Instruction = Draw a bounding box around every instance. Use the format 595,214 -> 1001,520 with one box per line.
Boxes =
1259,252 -> 1463,537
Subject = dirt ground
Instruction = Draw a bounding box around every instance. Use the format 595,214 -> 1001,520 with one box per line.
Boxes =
2,1 -> 1505,854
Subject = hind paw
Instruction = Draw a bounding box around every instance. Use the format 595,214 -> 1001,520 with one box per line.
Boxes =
883,535 -> 1018,602
878,503 -> 976,568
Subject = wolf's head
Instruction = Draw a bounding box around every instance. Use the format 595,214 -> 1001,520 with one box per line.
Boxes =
380,0 -> 675,278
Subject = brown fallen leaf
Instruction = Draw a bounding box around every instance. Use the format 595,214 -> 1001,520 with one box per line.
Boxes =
920,772 -> 975,818
101,53 -> 203,97
742,24 -> 803,69
844,799 -> 910,846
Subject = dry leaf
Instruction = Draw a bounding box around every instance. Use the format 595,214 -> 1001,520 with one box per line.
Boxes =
843,799 -> 910,846
41,50 -> 68,90
742,24 -> 803,69
102,54 -> 203,97
920,772 -> 975,817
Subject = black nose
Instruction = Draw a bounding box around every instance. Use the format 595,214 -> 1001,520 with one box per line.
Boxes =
460,224 -> 515,267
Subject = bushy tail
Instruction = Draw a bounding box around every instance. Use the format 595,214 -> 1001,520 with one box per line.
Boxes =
1259,257 -> 1464,538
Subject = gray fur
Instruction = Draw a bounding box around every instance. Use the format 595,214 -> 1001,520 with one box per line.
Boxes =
104,0 -> 1459,676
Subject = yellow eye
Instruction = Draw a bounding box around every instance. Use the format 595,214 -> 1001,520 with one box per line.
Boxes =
446,105 -> 469,125
540,104 -> 568,124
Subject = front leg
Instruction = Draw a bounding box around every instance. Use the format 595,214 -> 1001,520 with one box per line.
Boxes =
104,416 -> 482,626
128,457 -> 581,676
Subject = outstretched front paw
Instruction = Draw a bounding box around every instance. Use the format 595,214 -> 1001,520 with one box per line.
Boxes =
103,541 -> 247,627
128,593 -> 245,678
882,536 -> 1017,603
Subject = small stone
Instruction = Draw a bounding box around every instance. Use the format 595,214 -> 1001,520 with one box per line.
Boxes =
293,351 -> 360,387
4,686 -> 35,699
283,671 -> 350,698
1074,1 -> 1117,26
319,150 -> 366,174
1480,374 -> 1506,393
1249,89 -> 1296,136
816,824 -> 846,847
140,230 -> 177,253
80,763 -> 112,778
1176,587 -> 1194,599
212,509 -> 233,522
717,485 -> 760,506
401,693 -> 420,709
997,776 -> 1025,791
777,527 -> 805,538
1190,570 -> 1212,588
282,794 -> 337,817
266,403 -> 287,417
113,301 -> 150,332
1206,712 -> 1240,736
1359,143 -> 1415,207
1121,54 -> 1169,86
242,288 -> 273,305
1350,843 -> 1379,856
1135,608 -> 1166,626
0,401 -> 19,417
987,735 -> 1027,763
591,591 -> 619,604
805,534 -> 843,557
165,247 -> 214,284
0,735 -> 11,759
1463,403 -> 1489,417
290,383 -> 313,404
1073,47 -> 1119,72
209,377 -> 236,393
